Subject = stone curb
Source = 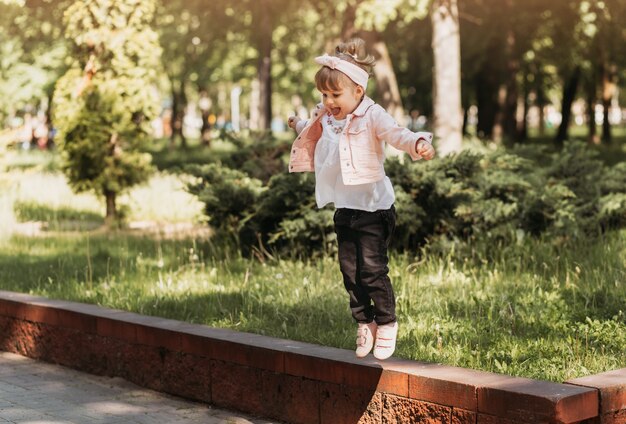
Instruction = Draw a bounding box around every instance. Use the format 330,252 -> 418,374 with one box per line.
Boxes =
0,290 -> 622,423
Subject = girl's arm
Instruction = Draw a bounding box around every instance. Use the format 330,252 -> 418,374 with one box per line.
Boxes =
370,105 -> 433,160
295,119 -> 308,134
288,116 -> 306,133
288,103 -> 325,135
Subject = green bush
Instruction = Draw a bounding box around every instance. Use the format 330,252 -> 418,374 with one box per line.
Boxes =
252,172 -> 334,255
185,163 -> 264,242
220,134 -> 291,184
188,140 -> 626,257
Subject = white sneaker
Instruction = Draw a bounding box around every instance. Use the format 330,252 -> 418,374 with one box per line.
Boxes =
373,321 -> 398,360
355,322 -> 377,358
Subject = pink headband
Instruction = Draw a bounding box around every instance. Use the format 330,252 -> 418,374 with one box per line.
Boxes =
314,54 -> 369,90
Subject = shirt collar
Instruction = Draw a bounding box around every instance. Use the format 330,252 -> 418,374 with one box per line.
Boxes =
349,96 -> 375,117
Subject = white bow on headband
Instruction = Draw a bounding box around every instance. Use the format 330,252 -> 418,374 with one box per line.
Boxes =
314,54 -> 369,90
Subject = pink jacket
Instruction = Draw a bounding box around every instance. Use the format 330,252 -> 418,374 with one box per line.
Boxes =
288,96 -> 433,185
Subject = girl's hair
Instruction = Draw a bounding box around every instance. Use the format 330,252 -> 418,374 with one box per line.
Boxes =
315,38 -> 376,92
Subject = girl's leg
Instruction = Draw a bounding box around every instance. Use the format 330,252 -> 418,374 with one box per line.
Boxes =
334,206 -> 397,324
334,208 -> 375,323
353,206 -> 397,325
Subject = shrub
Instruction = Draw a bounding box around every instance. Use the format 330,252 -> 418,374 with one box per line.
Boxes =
189,140 -> 626,257
185,163 -> 264,244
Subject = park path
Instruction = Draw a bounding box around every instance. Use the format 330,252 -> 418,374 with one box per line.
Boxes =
0,351 -> 275,424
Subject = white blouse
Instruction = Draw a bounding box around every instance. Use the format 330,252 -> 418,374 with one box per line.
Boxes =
314,113 -> 395,212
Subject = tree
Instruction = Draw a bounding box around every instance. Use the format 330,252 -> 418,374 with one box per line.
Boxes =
52,0 -> 161,225
545,0 -> 587,147
224,0 -> 297,133
431,0 -> 462,155
0,1 -> 69,123
155,0 -> 234,148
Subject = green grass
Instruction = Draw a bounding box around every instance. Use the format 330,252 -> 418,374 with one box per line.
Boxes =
14,200 -> 104,228
0,138 -> 625,382
0,229 -> 624,382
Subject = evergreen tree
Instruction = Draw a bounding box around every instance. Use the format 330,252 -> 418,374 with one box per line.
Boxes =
52,0 -> 161,224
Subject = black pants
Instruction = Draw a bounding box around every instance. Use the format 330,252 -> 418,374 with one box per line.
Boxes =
334,205 -> 396,325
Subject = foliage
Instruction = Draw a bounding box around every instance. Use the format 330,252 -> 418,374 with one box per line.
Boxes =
185,163 -> 264,238
52,0 -> 162,220
188,141 -> 626,258
389,142 -> 626,253
0,2 -> 67,121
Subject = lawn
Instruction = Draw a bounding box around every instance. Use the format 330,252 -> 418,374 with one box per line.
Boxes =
0,141 -> 624,382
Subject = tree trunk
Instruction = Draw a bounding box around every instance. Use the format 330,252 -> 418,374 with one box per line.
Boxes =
359,31 -> 405,123
519,88 -> 529,142
475,71 -> 498,139
535,71 -> 546,137
555,66 -> 581,147
602,98 -> 611,143
601,63 -> 616,144
586,68 -> 598,144
502,29 -> 520,144
170,80 -> 187,149
340,0 -> 357,40
256,1 -> 273,132
431,0 -> 463,155
344,1 -> 406,122
104,189 -> 117,226
474,34 -> 503,140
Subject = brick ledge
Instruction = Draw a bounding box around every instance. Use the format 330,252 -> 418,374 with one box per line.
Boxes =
0,290 -> 620,423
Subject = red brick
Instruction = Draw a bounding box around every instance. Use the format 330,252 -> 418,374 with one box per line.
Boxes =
55,309 -> 96,333
178,324 -> 286,372
382,393 -> 451,423
594,409 -> 626,424
73,333 -> 113,375
0,300 -> 96,335
10,320 -> 46,359
478,377 -> 597,423
410,374 -> 477,411
262,372 -> 319,424
0,316 -> 20,352
135,323 -> 181,351
118,343 -> 164,392
477,413 -> 550,424
210,360 -> 264,416
209,339 -> 284,372
0,299 -> 22,318
284,344 -> 396,389
320,382 -> 382,424
568,369 -> 626,414
19,304 -> 60,326
161,351 -> 211,403
383,358 -> 508,411
452,408 -> 477,424
180,330 -> 214,356
377,369 -> 409,397
96,315 -> 137,343
285,348 -> 348,385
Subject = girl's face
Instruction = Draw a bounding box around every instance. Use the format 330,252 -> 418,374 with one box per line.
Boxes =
320,82 -> 364,120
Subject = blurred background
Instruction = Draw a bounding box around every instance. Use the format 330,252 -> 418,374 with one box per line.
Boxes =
1,0 -> 624,152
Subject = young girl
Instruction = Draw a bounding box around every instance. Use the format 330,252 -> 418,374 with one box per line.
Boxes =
287,38 -> 435,360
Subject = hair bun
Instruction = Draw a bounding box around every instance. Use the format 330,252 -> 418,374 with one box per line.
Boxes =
335,38 -> 376,74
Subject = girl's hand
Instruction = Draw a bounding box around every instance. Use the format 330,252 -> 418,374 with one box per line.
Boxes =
416,139 -> 435,160
287,116 -> 301,130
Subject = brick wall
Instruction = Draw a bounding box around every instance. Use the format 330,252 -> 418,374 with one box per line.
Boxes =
0,290 -> 623,424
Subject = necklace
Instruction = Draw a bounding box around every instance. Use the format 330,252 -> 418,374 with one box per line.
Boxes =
326,112 -> 345,134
